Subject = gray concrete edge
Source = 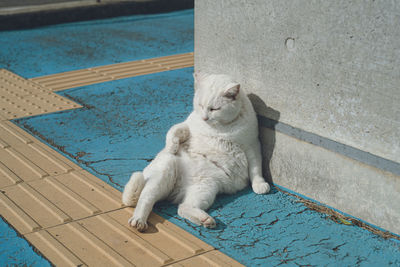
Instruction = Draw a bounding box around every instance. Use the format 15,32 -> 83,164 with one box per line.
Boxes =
258,115 -> 400,177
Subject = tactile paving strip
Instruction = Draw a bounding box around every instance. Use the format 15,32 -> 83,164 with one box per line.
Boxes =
31,52 -> 194,91
0,120 -> 81,187
0,69 -> 81,119
0,59 -> 243,266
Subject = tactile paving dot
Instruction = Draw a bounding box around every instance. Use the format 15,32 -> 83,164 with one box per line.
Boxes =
0,69 -> 81,119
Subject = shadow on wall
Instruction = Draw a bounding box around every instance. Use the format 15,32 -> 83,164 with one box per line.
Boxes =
248,93 -> 280,185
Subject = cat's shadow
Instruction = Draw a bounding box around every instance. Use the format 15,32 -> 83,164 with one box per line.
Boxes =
247,93 -> 280,185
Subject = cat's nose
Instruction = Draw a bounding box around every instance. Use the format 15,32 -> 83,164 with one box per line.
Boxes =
202,116 -> 209,121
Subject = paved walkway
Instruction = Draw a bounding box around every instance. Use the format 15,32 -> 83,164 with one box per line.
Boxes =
1,8 -> 400,267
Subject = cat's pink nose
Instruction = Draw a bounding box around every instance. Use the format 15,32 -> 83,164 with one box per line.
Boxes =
202,116 -> 209,121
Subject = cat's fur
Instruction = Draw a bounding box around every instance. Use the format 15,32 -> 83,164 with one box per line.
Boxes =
122,72 -> 270,231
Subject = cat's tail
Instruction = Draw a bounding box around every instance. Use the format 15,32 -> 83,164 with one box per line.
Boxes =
122,172 -> 145,207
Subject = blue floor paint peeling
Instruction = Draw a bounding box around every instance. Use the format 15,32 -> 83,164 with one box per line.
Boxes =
14,69 -> 400,266
0,9 -> 193,78
0,217 -> 51,267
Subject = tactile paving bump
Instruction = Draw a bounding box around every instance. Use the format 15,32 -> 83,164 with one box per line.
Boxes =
0,69 -> 81,119
0,170 -> 121,231
31,52 -> 194,91
0,120 -> 81,187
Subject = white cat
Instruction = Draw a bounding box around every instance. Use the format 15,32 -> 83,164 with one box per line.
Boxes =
122,72 -> 270,231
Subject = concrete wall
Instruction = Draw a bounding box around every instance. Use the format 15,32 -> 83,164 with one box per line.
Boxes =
195,0 -> 400,234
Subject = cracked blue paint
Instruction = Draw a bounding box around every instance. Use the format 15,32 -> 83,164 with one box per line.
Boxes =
0,217 -> 51,266
14,69 -> 400,266
154,188 -> 400,266
0,9 -> 193,78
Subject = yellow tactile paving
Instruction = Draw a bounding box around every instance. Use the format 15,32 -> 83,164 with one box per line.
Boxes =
0,69 -> 81,119
169,250 -> 243,267
108,208 -> 214,257
54,170 -> 123,212
0,192 -> 41,234
0,69 -> 49,96
28,177 -> 102,219
30,52 -> 194,91
0,55 -> 243,266
0,120 -> 80,187
0,120 -> 34,145
3,183 -> 73,227
0,161 -> 23,187
25,230 -> 86,267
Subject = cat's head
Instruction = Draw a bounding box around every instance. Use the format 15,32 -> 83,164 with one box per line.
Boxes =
193,72 -> 243,125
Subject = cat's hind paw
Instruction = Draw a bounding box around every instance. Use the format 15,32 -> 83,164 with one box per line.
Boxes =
252,181 -> 271,194
201,216 -> 216,228
128,216 -> 148,232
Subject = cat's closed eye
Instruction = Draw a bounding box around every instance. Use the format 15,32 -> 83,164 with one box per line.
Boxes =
209,107 -> 221,111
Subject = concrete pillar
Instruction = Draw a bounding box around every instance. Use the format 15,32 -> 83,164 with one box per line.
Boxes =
195,0 -> 400,235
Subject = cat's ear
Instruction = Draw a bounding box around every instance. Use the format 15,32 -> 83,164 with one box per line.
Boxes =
193,72 -> 208,83
222,83 -> 240,100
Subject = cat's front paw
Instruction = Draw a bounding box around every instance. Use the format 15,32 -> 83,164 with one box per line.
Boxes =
252,180 -> 270,194
128,216 -> 148,232
167,137 -> 180,154
174,127 -> 190,142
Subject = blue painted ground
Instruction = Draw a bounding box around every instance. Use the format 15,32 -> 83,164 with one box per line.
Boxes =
14,69 -> 400,266
0,217 -> 51,266
0,9 -> 193,78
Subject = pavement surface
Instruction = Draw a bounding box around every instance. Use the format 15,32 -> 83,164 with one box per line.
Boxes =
0,9 -> 194,77
1,7 -> 400,267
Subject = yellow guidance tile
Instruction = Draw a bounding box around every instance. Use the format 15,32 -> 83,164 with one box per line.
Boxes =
0,161 -> 23,187
55,170 -> 123,211
0,69 -> 81,119
30,52 -> 194,91
3,183 -> 72,228
0,121 -> 80,187
0,69 -> 49,96
169,250 -> 245,267
1,171 -> 122,233
25,230 -> 86,267
0,192 -> 41,234
49,221 -> 133,267
25,208 -> 217,266
28,177 -> 102,219
108,208 -> 214,259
